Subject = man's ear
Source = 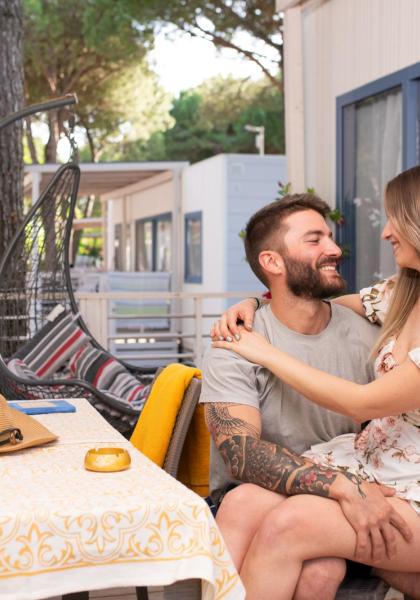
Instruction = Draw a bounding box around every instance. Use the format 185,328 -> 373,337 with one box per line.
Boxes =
258,251 -> 284,276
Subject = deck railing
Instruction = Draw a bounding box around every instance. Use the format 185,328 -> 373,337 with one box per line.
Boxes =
75,290 -> 259,368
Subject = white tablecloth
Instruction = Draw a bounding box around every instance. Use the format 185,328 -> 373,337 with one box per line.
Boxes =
0,399 -> 244,600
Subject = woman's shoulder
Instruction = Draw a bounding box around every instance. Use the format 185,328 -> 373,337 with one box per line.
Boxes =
359,276 -> 397,325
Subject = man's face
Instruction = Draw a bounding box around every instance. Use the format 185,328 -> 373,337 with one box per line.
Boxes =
280,210 -> 346,298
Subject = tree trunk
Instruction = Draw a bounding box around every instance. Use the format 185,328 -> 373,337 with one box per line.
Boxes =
45,111 -> 59,163
0,0 -> 25,356
25,117 -> 39,163
0,0 -> 24,263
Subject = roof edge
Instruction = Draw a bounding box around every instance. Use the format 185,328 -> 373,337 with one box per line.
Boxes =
276,0 -> 309,11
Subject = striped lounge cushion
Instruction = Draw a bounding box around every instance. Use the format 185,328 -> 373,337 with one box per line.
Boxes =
7,358 -> 41,381
13,305 -> 89,378
69,343 -> 149,410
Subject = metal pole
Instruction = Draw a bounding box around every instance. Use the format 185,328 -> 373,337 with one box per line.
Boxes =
0,94 -> 78,131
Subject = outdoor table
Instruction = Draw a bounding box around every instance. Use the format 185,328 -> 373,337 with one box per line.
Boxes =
0,398 -> 244,600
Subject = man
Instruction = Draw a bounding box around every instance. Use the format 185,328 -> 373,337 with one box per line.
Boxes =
200,194 -> 412,600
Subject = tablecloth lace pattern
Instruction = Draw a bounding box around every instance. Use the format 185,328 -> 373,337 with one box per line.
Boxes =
0,400 -> 244,600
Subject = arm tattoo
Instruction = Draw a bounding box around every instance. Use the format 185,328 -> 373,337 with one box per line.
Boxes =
219,435 -> 365,499
206,403 -> 260,440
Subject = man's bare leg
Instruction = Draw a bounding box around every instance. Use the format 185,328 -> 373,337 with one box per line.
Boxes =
372,568 -> 420,599
216,484 -> 346,600
293,558 -> 346,600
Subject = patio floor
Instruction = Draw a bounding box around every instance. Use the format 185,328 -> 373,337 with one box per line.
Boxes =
46,588 -> 164,600
43,585 -> 405,600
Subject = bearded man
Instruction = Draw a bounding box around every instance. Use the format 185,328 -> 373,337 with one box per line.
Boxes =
199,195 -> 410,600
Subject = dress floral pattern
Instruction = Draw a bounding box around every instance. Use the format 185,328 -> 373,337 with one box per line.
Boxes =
304,278 -> 420,515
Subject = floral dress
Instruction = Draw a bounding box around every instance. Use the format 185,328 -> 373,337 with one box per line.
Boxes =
304,278 -> 420,515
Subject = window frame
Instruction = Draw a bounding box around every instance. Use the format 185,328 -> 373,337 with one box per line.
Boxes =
336,62 -> 420,290
184,211 -> 203,284
134,212 -> 172,272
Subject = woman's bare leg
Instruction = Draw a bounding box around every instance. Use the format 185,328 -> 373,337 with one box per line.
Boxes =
240,495 -> 420,600
216,484 -> 346,600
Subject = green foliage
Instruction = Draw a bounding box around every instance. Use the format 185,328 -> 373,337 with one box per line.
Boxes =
117,75 -> 284,163
23,1 -> 284,163
23,0 -> 170,161
77,62 -> 174,161
77,230 -> 102,259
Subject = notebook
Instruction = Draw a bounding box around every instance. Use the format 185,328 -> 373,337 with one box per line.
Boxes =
9,400 -> 76,415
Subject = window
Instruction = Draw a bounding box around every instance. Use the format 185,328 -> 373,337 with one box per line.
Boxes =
135,213 -> 171,272
136,220 -> 153,271
184,212 -> 202,283
114,224 -> 124,271
337,63 -> 420,291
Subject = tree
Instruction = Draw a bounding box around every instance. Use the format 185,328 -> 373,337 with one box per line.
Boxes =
112,75 -> 284,163
149,0 -> 283,90
23,0 -> 157,162
78,62 -> 174,162
0,0 -> 24,260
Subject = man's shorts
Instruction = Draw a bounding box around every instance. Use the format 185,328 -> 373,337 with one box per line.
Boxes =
205,482 -> 240,517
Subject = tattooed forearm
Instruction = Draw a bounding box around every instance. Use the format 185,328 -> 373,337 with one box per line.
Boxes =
219,435 -> 364,499
205,403 -> 260,440
206,403 -> 364,499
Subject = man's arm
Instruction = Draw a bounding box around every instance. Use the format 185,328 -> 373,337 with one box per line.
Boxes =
205,402 -> 412,562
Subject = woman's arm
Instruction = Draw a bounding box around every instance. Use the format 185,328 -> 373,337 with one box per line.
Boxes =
211,293 -> 367,341
332,293 -> 365,317
212,330 -> 420,422
210,297 -> 269,340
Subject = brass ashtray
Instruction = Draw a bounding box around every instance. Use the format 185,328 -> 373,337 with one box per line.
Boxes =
84,447 -> 131,472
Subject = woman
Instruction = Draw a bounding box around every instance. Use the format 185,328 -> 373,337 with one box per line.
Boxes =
212,165 -> 420,599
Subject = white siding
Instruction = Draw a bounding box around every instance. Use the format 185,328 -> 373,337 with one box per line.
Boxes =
291,0 -> 420,204
104,173 -> 175,270
225,155 -> 288,292
181,155 -> 227,340
181,154 -> 287,351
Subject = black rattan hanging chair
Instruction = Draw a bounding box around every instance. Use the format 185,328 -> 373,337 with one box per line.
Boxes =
0,97 -> 153,437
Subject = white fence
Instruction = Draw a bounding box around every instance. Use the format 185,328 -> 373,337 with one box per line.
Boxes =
75,291 -> 259,368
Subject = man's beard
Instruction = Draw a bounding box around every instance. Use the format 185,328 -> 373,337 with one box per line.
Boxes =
283,254 -> 346,299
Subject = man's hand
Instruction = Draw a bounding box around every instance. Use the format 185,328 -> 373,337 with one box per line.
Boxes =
334,478 -> 413,563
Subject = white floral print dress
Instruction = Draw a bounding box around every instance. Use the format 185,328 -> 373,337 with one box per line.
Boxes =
304,278 -> 420,515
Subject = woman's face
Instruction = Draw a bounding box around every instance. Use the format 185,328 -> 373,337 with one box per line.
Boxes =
381,218 -> 420,271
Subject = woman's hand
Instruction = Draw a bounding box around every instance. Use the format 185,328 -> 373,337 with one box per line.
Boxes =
210,298 -> 259,341
212,328 -> 273,366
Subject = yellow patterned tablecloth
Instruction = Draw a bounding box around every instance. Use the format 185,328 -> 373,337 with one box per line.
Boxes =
0,399 -> 244,600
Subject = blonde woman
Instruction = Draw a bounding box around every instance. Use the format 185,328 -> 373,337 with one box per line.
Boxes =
212,165 -> 420,599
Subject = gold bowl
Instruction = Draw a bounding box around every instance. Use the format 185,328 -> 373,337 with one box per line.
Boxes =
84,447 -> 131,472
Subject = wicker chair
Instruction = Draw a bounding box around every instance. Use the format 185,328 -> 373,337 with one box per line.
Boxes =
0,100 -> 155,437
0,160 -> 156,436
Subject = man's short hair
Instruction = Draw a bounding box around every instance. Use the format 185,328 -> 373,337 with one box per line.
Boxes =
244,193 -> 331,286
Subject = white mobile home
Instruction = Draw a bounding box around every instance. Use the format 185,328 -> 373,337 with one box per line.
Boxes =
102,153 -> 286,358
279,0 -> 420,290
103,153 -> 287,301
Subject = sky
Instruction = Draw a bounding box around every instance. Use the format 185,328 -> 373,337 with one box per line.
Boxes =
149,28 -> 279,96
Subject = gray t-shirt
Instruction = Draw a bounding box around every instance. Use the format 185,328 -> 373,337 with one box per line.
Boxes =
200,302 -> 379,499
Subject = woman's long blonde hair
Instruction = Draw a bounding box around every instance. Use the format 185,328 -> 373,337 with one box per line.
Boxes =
372,166 -> 420,356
